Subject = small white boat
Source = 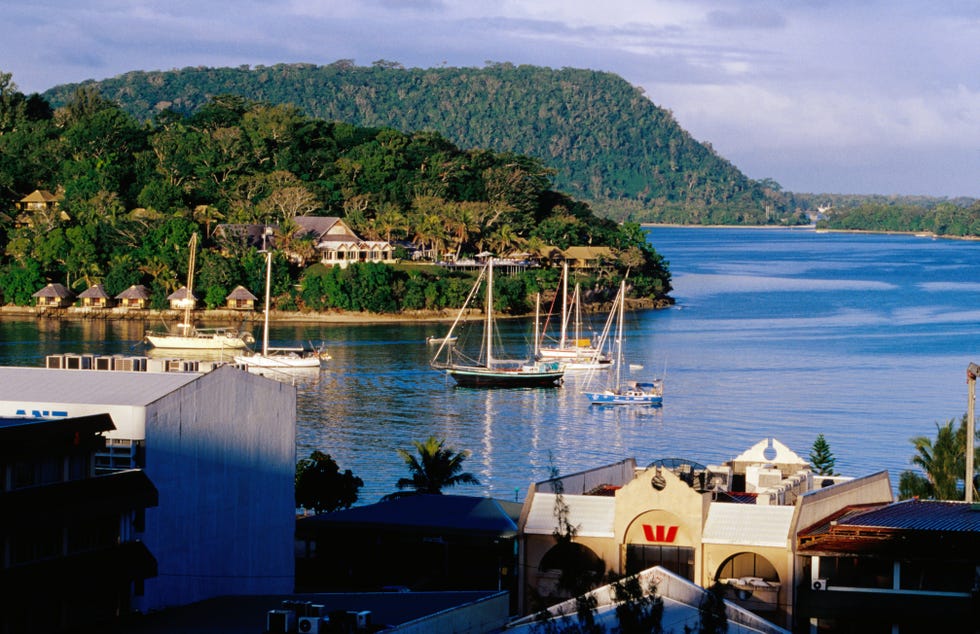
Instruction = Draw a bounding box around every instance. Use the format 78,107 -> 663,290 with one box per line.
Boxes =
426,335 -> 458,345
582,279 -> 663,406
233,228 -> 328,370
236,346 -> 328,368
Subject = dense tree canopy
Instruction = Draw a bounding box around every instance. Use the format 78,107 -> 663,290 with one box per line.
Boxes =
0,70 -> 671,311
41,62 -> 804,225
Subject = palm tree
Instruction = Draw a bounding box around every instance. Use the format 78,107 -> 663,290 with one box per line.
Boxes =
385,436 -> 480,499
898,416 -> 975,500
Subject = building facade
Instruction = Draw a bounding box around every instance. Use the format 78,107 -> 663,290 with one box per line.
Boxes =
517,438 -> 894,629
0,363 -> 297,616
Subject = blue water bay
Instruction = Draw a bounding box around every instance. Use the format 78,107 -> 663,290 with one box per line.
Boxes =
2,227 -> 978,503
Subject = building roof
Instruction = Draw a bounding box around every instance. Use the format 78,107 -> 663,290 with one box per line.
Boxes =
523,492 -> 616,538
294,215 -> 346,239
702,503 -> 796,548
166,286 -> 197,301
226,285 -> 258,301
562,246 -> 613,260
20,189 -> 59,203
0,366 -> 200,408
838,499 -> 980,532
798,499 -> 980,556
297,494 -> 520,538
116,284 -> 150,300
32,282 -> 74,298
78,283 -> 111,299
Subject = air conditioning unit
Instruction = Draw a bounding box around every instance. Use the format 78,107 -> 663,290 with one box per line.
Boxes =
266,609 -> 296,634
298,616 -> 323,634
353,610 -> 372,630
812,577 -> 829,591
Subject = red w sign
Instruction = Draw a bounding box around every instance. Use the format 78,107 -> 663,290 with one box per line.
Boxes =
642,524 -> 678,543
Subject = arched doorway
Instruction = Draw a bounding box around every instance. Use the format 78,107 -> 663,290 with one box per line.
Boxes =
713,552 -> 781,614
535,542 -> 606,602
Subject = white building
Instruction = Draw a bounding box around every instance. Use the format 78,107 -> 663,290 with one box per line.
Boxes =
0,362 -> 296,612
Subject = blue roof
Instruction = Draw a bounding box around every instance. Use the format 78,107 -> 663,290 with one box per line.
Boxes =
841,499 -> 980,532
298,494 -> 519,537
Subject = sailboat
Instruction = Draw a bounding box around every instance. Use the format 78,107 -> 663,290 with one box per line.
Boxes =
234,230 -> 329,369
582,279 -> 663,406
144,233 -> 254,350
536,261 -> 611,370
431,258 -> 564,388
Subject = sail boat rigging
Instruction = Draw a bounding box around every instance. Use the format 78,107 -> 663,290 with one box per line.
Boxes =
234,227 -> 328,369
144,233 -> 254,350
582,278 -> 663,406
536,261 -> 611,370
431,258 -> 564,388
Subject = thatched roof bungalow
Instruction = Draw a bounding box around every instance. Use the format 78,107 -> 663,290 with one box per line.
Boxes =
115,285 -> 150,310
225,285 -> 258,310
32,283 -> 75,308
166,287 -> 197,311
77,283 -> 114,308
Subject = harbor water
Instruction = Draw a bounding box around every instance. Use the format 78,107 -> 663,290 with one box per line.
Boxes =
2,226 -> 978,504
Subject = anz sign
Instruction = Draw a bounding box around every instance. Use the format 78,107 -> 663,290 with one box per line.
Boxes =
14,408 -> 69,418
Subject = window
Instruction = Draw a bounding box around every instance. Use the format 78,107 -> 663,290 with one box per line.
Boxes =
626,544 -> 695,581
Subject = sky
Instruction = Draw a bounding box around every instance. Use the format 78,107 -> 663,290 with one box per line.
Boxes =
2,1 -> 979,198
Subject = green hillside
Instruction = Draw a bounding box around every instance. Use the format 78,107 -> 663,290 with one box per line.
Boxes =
43,62 -> 801,225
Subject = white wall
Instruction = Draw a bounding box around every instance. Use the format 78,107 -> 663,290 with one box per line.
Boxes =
139,366 -> 296,610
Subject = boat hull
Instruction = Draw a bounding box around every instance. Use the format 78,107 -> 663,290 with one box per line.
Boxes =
233,355 -> 322,368
145,332 -> 251,350
446,366 -> 564,388
584,390 -> 663,406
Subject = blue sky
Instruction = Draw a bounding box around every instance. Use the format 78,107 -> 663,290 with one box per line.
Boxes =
2,1 -> 978,197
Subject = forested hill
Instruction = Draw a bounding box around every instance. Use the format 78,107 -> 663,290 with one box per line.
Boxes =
43,62 -> 799,225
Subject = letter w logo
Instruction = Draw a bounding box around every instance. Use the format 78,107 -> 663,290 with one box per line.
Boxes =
642,524 -> 678,543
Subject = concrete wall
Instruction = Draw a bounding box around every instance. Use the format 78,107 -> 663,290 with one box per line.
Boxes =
139,366 -> 296,610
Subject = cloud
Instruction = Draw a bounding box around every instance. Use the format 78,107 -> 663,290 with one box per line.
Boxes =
1,0 -> 978,196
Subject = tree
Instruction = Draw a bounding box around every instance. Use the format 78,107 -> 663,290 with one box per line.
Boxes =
809,434 -> 837,476
295,450 -> 363,514
385,436 -> 480,498
898,415 -> 978,501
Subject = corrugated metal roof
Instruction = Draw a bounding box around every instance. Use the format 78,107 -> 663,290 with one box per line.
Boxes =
0,367 -> 200,407
702,503 -> 796,547
523,493 -> 616,537
839,499 -> 980,532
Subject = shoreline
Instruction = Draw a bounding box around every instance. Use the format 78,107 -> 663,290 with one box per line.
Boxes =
1,297 -> 672,326
642,222 -> 980,242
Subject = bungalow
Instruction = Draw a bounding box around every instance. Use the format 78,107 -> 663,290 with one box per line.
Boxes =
32,283 -> 74,308
16,189 -> 68,227
77,283 -> 114,308
562,246 -> 614,270
294,216 -> 394,268
166,287 -> 197,311
115,285 -> 150,310
225,285 -> 258,311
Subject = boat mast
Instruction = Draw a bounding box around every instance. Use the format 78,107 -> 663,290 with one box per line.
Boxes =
615,280 -> 625,390
559,260 -> 569,349
182,233 -> 198,332
486,258 -> 494,368
261,226 -> 273,357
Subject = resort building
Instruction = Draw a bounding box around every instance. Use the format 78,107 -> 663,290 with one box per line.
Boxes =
115,284 -> 151,310
32,282 -> 75,308
0,362 -> 296,622
294,215 -> 394,268
166,286 -> 197,310
516,438 -> 894,630
225,285 -> 259,310
77,283 -> 114,308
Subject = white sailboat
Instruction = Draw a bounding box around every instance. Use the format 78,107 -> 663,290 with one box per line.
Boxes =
582,279 -> 663,406
235,228 -> 328,370
431,258 -> 564,388
536,261 -> 611,370
144,233 -> 254,350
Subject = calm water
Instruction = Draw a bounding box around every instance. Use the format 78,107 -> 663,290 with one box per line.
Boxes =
3,227 -> 979,503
